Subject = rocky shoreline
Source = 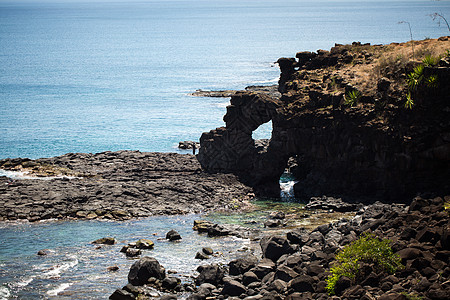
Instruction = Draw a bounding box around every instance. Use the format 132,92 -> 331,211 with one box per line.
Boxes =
111,196 -> 450,300
0,151 -> 253,222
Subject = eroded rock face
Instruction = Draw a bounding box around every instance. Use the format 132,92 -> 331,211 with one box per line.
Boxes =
198,41 -> 450,201
198,92 -> 284,197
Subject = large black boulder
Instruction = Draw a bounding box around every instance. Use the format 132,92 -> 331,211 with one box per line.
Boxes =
128,256 -> 166,286
260,236 -> 295,262
195,264 -> 225,286
228,255 -> 258,275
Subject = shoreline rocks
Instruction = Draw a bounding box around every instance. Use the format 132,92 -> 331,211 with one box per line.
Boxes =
0,151 -> 253,222
181,196 -> 449,300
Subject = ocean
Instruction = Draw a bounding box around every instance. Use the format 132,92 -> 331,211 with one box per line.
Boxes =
1,0 -> 449,159
1,0 -> 450,298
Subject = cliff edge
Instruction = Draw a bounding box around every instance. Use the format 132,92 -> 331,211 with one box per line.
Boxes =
198,37 -> 450,201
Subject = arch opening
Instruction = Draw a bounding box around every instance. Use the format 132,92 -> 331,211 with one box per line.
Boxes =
252,120 -> 273,141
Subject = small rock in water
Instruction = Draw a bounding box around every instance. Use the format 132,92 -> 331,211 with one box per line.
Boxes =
135,239 -> 154,249
195,251 -> 210,260
128,256 -> 166,286
126,248 -> 142,257
166,229 -> 182,241
193,220 -> 213,232
107,265 -> 119,272
92,237 -> 116,245
37,249 -> 48,256
202,247 -> 213,255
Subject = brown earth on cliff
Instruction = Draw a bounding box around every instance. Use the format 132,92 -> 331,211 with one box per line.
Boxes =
198,37 -> 450,201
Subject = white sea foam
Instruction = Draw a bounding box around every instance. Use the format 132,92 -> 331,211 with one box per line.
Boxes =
46,283 -> 72,296
0,286 -> 11,300
212,102 -> 229,108
250,77 -> 279,84
0,169 -> 78,180
280,180 -> 297,198
42,258 -> 78,278
15,276 -> 34,287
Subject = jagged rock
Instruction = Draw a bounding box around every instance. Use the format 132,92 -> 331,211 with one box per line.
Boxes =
128,256 -> 166,286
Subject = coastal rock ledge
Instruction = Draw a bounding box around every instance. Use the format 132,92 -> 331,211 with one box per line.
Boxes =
0,151 -> 252,221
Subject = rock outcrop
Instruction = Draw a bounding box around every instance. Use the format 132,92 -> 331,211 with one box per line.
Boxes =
0,151 -> 253,221
184,196 -> 450,300
198,38 -> 450,201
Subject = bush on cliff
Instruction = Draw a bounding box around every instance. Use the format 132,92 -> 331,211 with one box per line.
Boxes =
326,233 -> 403,295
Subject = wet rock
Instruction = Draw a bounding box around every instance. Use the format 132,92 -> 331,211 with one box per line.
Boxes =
92,237 -> 116,245
166,230 -> 182,241
107,265 -> 120,272
202,247 -> 213,255
128,256 -> 166,286
193,220 -> 214,232
126,248 -> 141,258
37,249 -> 48,256
135,239 -> 154,250
195,251 -> 210,260
207,224 -> 232,237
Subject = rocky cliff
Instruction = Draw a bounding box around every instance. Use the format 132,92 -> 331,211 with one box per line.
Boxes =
198,37 -> 450,201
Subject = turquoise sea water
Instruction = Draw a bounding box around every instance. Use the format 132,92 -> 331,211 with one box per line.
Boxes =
1,0 -> 449,159
1,0 -> 450,298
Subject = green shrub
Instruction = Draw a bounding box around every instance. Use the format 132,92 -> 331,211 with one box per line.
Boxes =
401,292 -> 424,300
422,54 -> 440,67
404,60 -> 439,109
344,90 -> 361,107
406,64 -> 424,91
326,233 -> 403,295
404,92 -> 414,109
